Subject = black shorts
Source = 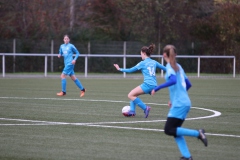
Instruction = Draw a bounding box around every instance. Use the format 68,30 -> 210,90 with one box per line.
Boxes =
164,117 -> 184,137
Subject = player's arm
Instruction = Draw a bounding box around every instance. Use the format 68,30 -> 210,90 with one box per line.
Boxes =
114,64 -> 138,73
72,45 -> 80,61
183,69 -> 192,91
58,47 -> 62,58
153,74 -> 176,92
156,62 -> 166,71
185,78 -> 192,91
119,67 -> 138,73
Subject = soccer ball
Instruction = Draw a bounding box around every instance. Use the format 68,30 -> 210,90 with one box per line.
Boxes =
122,106 -> 130,116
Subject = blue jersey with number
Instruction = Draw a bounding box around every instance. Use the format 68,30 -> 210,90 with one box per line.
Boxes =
59,43 -> 80,66
165,63 -> 191,107
121,58 -> 166,86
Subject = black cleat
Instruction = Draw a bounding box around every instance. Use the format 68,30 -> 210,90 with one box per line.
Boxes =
198,129 -> 208,147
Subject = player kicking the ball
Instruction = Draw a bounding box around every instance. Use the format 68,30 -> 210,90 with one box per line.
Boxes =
114,44 -> 166,118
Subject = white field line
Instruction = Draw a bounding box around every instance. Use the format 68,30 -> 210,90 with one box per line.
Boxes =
82,124 -> 240,138
0,96 -> 166,105
0,105 -> 221,125
1,122 -> 239,138
2,96 -> 239,138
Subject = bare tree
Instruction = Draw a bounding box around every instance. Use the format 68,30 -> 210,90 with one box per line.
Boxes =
70,0 -> 75,31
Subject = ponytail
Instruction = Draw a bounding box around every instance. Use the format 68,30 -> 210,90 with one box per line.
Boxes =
141,43 -> 155,57
169,48 -> 179,72
163,45 -> 179,72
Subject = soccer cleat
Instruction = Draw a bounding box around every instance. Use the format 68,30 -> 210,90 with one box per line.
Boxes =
179,156 -> 193,160
80,88 -> 86,97
198,129 -> 208,147
57,91 -> 66,96
144,106 -> 151,118
123,111 -> 136,117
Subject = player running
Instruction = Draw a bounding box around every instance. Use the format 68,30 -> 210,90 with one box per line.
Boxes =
151,44 -> 207,160
114,44 -> 166,118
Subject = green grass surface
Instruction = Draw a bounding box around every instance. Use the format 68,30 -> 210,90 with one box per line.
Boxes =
0,78 -> 240,160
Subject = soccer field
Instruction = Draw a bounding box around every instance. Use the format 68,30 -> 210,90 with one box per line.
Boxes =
0,77 -> 239,160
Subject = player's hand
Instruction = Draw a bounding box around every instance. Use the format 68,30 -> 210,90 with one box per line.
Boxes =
151,90 -> 155,96
113,64 -> 120,70
72,60 -> 76,65
58,54 -> 61,58
168,101 -> 172,108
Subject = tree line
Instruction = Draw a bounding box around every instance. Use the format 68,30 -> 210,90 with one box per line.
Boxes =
0,0 -> 239,73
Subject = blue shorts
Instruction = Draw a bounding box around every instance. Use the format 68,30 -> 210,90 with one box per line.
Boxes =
167,106 -> 191,120
140,83 -> 156,94
62,65 -> 75,76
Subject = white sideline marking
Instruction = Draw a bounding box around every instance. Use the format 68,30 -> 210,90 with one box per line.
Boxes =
1,96 -> 239,138
0,123 -> 52,126
0,105 -> 221,125
0,96 -> 167,106
1,122 -> 240,138
205,133 -> 240,138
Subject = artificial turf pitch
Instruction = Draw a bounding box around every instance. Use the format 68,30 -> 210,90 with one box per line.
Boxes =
0,77 -> 239,160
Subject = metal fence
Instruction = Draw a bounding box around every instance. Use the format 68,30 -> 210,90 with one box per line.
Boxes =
0,39 -> 237,78
0,53 -> 236,78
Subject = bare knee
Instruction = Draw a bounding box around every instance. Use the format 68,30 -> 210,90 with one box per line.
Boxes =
70,75 -> 76,81
60,74 -> 66,79
127,93 -> 131,99
128,86 -> 143,100
128,92 -> 136,100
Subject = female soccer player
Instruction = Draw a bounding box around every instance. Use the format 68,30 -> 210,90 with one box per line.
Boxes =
151,45 -> 207,160
56,35 -> 86,97
114,44 -> 166,118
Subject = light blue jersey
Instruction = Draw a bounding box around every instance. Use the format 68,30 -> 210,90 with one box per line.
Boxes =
59,43 -> 80,66
120,57 -> 166,113
165,63 -> 191,108
137,58 -> 166,86
121,58 -> 166,86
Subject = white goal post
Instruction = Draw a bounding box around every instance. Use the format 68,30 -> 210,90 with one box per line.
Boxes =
0,53 -> 236,78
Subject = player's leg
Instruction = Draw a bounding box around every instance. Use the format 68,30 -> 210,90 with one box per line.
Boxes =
174,106 -> 199,137
164,117 -> 192,159
70,74 -> 86,97
71,74 -> 84,90
129,100 -> 136,116
177,128 -> 208,147
170,106 -> 208,146
164,117 -> 184,137
57,73 -> 67,96
128,85 -> 151,118
128,85 -> 145,109
125,86 -> 143,116
175,136 -> 192,159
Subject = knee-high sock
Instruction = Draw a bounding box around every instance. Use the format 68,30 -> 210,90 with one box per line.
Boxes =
62,78 -> 66,92
177,127 -> 199,137
133,97 -> 146,110
175,136 -> 191,158
130,101 -> 136,112
74,79 -> 84,90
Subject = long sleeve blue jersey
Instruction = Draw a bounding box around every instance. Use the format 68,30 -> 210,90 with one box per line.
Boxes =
59,43 -> 80,66
120,58 -> 166,86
